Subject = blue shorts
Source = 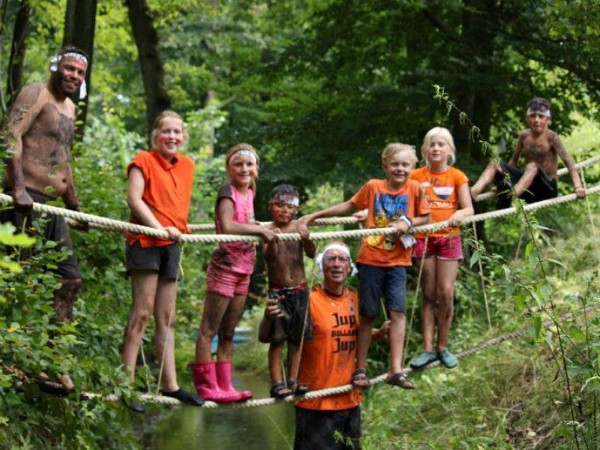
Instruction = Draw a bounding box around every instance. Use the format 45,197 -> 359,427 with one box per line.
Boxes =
357,263 -> 407,317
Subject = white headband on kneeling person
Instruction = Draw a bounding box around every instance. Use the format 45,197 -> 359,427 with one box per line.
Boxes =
315,243 -> 358,278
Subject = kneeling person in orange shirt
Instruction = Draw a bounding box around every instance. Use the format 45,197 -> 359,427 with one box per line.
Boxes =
261,241 -> 389,450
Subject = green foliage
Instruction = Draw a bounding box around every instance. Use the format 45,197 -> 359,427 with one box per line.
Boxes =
371,187 -> 600,447
433,84 -> 493,157
0,226 -> 138,448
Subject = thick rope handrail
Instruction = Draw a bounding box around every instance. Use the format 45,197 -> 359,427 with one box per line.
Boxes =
189,216 -> 359,231
79,305 -> 599,407
2,183 -> 599,244
0,193 -> 171,239
3,156 -> 595,236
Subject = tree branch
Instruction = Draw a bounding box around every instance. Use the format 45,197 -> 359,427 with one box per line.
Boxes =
421,7 -> 460,43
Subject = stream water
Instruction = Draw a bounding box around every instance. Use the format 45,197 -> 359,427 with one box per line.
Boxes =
144,372 -> 296,449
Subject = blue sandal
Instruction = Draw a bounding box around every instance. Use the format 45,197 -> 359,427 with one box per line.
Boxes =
437,349 -> 458,368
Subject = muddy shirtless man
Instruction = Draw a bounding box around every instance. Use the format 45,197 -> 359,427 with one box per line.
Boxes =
470,97 -> 586,209
2,46 -> 89,395
258,184 -> 316,399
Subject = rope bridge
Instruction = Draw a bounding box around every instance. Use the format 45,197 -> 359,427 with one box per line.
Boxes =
80,305 -> 599,407
1,156 -> 598,408
1,183 -> 599,245
2,155 -> 598,241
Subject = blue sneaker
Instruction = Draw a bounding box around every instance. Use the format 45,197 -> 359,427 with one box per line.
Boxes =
437,349 -> 458,368
410,351 -> 438,369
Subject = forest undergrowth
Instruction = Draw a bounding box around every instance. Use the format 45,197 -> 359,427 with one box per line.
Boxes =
354,201 -> 600,449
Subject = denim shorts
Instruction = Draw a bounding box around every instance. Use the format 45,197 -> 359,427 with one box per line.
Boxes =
357,263 -> 407,317
125,241 -> 181,279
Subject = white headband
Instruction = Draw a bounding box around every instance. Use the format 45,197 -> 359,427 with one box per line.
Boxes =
315,243 -> 358,279
50,52 -> 88,99
228,149 -> 257,164
526,108 -> 551,118
271,195 -> 299,207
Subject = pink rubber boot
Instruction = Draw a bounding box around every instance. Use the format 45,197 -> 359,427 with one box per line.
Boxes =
189,361 -> 239,403
216,361 -> 253,401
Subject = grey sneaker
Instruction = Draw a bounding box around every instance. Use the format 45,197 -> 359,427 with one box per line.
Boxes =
437,349 -> 458,368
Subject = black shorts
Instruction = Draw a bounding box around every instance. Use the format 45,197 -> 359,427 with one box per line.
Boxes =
125,241 -> 182,280
495,161 -> 558,209
294,406 -> 361,450
267,287 -> 313,345
0,189 -> 80,279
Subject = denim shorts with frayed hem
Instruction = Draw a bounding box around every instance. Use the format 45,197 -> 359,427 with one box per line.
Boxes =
357,263 -> 407,317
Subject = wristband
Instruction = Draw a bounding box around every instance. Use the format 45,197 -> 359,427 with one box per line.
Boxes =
398,215 -> 412,228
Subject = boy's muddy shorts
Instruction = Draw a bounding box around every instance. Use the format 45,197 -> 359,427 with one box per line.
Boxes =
494,161 -> 557,209
267,285 -> 313,345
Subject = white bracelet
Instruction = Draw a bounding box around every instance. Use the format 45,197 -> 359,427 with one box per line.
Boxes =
398,215 -> 412,228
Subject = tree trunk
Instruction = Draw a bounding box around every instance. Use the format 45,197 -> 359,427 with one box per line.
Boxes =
5,0 -> 31,110
451,0 -> 495,164
125,0 -> 171,142
63,0 -> 97,141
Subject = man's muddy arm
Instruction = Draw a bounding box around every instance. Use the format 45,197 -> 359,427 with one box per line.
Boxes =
5,86 -> 43,208
62,166 -> 90,231
258,298 -> 284,343
61,166 -> 80,210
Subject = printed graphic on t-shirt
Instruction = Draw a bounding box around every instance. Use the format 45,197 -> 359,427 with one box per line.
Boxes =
367,192 -> 409,250
331,309 -> 358,354
422,178 -> 456,210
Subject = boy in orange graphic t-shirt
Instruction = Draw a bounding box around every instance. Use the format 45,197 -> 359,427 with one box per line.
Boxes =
302,143 -> 430,390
